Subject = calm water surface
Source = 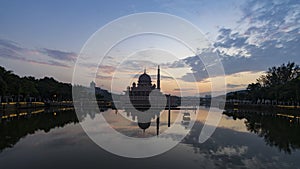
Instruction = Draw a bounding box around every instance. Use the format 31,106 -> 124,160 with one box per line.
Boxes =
0,107 -> 300,169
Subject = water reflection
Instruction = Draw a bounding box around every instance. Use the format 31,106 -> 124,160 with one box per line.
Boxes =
0,108 -> 78,152
224,109 -> 300,154
2,107 -> 300,155
1,107 -> 300,168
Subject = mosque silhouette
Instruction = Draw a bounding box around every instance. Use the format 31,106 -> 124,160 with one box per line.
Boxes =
123,66 -> 166,132
125,66 -> 163,111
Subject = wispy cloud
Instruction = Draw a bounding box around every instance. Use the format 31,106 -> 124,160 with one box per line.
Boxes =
215,0 -> 300,60
227,83 -> 247,89
98,65 -> 116,74
165,0 -> 300,83
39,48 -> 77,61
0,39 -> 28,59
162,60 -> 187,68
173,88 -> 194,91
0,38 -> 76,68
120,59 -> 158,71
150,74 -> 173,80
96,74 -> 116,81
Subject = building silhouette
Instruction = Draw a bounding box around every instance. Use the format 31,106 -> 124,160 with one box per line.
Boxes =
123,66 -> 165,132
125,66 -> 162,111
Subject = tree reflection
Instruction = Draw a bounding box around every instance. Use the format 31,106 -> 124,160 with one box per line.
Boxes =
0,108 -> 79,152
224,110 -> 300,154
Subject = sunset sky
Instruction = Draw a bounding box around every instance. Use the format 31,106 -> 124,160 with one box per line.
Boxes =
0,0 -> 299,96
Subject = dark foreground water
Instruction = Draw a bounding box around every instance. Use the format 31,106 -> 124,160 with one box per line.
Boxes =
0,107 -> 300,169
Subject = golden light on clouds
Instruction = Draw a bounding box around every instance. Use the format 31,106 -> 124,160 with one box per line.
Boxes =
94,61 -> 265,97
169,71 -> 265,96
225,71 -> 265,90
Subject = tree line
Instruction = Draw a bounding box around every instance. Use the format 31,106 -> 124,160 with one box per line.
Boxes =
227,62 -> 300,105
0,66 -> 72,102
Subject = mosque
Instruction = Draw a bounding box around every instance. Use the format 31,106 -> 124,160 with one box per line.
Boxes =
125,65 -> 162,111
122,66 -> 180,133
122,66 -> 165,132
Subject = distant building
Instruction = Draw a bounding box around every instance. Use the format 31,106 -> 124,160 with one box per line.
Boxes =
167,95 -> 181,107
89,81 -> 111,101
205,94 -> 211,98
90,81 -> 96,89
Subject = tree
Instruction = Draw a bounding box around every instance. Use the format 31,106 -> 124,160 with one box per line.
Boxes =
0,66 -> 73,102
247,62 -> 300,105
263,62 -> 300,87
247,83 -> 261,103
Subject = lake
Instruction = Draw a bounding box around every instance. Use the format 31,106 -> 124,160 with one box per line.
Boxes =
0,107 -> 300,169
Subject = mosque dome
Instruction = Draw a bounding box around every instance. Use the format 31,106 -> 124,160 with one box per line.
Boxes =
138,72 -> 151,84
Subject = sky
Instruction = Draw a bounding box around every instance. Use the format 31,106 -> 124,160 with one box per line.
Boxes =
0,0 -> 299,96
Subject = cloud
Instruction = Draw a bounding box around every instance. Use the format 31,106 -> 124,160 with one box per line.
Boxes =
180,72 -> 208,82
0,39 -> 27,59
174,0 -> 300,83
120,59 -> 158,71
47,60 -> 71,68
173,88 -> 194,91
214,146 -> 248,156
0,39 -> 24,53
227,83 -> 247,89
162,60 -> 187,68
150,74 -> 173,80
95,74 -> 116,81
98,65 -> 116,74
154,0 -> 299,85
215,28 -> 248,49
218,0 -> 300,58
39,48 -> 77,61
214,28 -> 251,58
0,38 -> 75,68
170,50 -> 220,82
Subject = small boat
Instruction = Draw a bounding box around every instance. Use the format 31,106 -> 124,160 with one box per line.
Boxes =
182,111 -> 191,122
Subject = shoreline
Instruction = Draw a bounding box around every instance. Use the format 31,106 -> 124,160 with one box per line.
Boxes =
225,102 -> 300,110
0,101 -> 73,111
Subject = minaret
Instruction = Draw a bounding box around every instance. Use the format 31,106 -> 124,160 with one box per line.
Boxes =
157,65 -> 160,90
